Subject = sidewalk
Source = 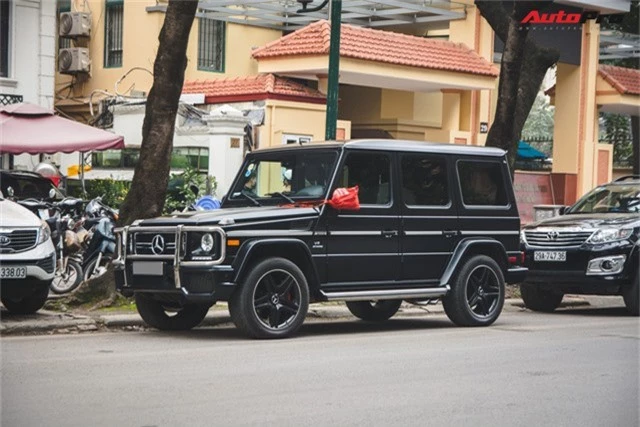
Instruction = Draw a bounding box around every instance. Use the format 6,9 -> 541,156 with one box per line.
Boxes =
0,297 -> 589,336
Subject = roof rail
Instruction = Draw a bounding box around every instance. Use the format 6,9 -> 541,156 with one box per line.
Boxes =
614,175 -> 640,182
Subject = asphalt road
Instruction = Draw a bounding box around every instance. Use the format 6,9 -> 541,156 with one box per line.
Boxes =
2,300 -> 639,427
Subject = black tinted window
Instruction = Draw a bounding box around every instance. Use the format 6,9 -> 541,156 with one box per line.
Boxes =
338,152 -> 391,205
457,161 -> 508,206
0,174 -> 62,200
401,155 -> 449,206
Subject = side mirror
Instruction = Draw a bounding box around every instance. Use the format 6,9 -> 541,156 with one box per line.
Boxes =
6,186 -> 14,198
559,206 -> 570,215
49,188 -> 57,199
326,186 -> 360,211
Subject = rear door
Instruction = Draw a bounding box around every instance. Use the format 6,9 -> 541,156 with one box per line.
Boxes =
399,153 -> 459,283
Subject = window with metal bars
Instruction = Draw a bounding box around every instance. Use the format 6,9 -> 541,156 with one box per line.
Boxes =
197,17 -> 225,72
104,0 -> 123,68
57,0 -> 71,49
0,0 -> 10,78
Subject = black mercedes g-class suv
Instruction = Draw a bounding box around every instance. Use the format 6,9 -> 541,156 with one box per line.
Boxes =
113,140 -> 526,338
521,176 -> 639,316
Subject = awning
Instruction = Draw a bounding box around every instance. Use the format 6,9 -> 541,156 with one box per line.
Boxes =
517,141 -> 547,160
0,103 -> 124,155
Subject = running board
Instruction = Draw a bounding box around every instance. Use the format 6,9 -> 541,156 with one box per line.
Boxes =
321,286 -> 450,302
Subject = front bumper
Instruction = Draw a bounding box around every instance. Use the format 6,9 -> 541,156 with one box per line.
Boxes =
113,225 -> 235,303
522,241 -> 638,295
0,238 -> 56,282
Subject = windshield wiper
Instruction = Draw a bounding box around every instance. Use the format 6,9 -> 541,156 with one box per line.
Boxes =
269,192 -> 296,204
238,192 -> 261,206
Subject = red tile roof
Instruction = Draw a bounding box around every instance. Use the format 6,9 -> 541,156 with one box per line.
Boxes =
183,74 -> 326,104
252,20 -> 498,77
545,65 -> 640,97
598,65 -> 640,95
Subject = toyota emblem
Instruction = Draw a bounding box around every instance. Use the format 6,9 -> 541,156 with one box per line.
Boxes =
546,231 -> 559,240
151,235 -> 165,255
0,235 -> 10,246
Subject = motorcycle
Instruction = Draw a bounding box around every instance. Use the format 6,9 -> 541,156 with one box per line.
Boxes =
17,197 -> 85,294
81,197 -> 118,282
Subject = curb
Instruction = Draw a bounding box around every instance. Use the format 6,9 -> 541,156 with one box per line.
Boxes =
1,297 -> 589,336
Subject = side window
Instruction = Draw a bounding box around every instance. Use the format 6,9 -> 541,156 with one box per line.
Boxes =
339,152 -> 391,205
401,154 -> 449,206
457,161 -> 508,206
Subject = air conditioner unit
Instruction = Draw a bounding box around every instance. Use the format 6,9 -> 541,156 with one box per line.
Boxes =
58,48 -> 90,74
59,12 -> 91,38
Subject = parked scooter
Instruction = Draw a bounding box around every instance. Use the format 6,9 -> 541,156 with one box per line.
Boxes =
82,216 -> 116,282
17,196 -> 85,294
81,197 -> 117,282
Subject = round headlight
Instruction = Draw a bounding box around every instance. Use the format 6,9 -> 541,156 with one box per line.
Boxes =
200,233 -> 214,253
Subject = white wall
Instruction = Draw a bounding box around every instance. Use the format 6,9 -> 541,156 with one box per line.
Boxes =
1,0 -> 56,170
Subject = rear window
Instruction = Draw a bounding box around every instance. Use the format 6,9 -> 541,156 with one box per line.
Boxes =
457,161 -> 508,207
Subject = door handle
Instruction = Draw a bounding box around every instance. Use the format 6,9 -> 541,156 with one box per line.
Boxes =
381,230 -> 398,238
442,230 -> 459,238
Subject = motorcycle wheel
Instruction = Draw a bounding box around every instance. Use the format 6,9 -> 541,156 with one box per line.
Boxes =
84,256 -> 112,282
50,260 -> 83,294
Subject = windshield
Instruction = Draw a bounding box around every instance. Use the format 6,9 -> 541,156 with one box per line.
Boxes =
0,173 -> 64,201
568,184 -> 640,214
227,150 -> 339,205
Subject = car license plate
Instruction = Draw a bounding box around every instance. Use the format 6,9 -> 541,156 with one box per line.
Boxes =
132,261 -> 163,276
0,266 -> 27,279
534,251 -> 566,262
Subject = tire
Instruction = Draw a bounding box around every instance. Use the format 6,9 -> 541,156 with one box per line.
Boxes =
229,257 -> 309,339
50,260 -> 83,294
520,282 -> 563,313
622,271 -> 639,316
84,255 -> 111,282
443,255 -> 505,327
346,300 -> 402,321
135,293 -> 210,331
1,283 -> 50,314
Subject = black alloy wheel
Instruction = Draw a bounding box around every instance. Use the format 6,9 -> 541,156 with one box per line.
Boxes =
466,265 -> 502,318
443,255 -> 505,326
229,257 -> 309,339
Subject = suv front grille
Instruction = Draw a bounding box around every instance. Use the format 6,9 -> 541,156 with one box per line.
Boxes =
133,232 -> 176,256
524,230 -> 594,248
0,229 -> 39,253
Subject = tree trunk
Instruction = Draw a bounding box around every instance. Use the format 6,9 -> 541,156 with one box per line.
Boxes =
475,1 -> 560,175
632,115 -> 640,175
119,0 -> 199,225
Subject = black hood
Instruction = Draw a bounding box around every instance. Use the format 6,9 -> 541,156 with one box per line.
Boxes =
524,213 -> 640,230
137,205 -> 320,227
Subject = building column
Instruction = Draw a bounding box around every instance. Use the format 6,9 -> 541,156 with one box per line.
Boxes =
448,0 -> 495,146
551,20 -> 600,204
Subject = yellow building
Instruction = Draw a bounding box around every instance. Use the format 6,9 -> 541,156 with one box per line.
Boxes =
54,0 -> 639,207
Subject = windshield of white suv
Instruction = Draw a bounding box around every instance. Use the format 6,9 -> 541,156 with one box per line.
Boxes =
227,150 -> 339,204
568,184 -> 640,214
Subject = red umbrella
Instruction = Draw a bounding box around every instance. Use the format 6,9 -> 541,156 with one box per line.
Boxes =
0,102 -> 124,154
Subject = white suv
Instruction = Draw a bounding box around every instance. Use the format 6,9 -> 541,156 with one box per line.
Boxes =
0,197 -> 55,314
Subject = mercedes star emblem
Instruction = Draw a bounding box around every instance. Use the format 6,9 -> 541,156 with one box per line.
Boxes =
151,235 -> 165,255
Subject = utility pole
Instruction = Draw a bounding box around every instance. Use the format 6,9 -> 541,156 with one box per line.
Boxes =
297,0 -> 342,140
